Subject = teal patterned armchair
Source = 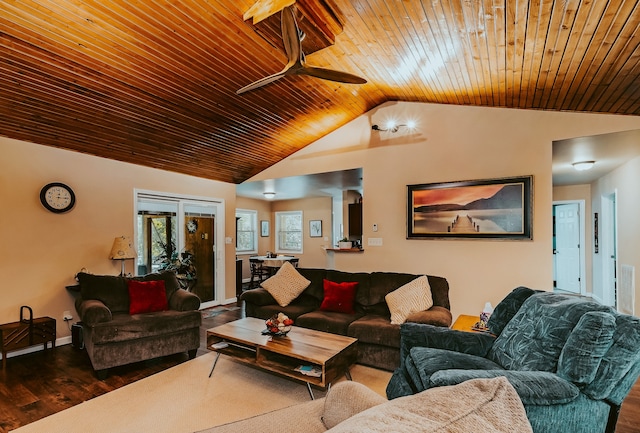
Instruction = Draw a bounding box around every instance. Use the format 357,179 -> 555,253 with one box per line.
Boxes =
386,288 -> 640,433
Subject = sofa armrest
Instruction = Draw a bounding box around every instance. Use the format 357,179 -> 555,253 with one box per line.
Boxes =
321,381 -> 387,429
169,289 -> 201,311
406,306 -> 453,327
400,323 -> 496,363
75,298 -> 112,325
430,370 -> 580,405
240,288 -> 277,306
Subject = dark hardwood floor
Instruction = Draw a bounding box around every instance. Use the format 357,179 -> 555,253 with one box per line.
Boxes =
1,304 -> 639,433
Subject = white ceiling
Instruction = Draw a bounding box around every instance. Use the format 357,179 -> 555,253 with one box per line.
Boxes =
236,168 -> 363,201
552,129 -> 640,186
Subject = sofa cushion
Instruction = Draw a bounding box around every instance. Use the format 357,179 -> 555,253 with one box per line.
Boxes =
89,310 -> 201,344
326,377 -> 532,433
127,280 -> 169,315
296,310 -> 362,335
261,262 -> 311,307
296,268 -> 328,301
320,279 -> 358,314
77,273 -> 129,313
385,276 -> 433,325
348,315 -> 400,347
407,347 -> 503,392
430,370 -> 580,405
487,286 -> 537,335
557,311 -> 616,386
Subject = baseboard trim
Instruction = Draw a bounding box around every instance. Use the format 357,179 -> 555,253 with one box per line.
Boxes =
0,336 -> 71,361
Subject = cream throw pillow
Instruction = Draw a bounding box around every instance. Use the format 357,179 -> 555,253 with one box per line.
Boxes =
261,261 -> 311,307
385,276 -> 434,325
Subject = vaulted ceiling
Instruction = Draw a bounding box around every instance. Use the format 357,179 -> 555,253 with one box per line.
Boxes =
2,1 -> 640,184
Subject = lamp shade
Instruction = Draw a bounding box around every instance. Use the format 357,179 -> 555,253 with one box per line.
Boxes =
109,236 -> 136,260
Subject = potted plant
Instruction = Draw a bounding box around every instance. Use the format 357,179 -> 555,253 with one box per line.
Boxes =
337,237 -> 352,249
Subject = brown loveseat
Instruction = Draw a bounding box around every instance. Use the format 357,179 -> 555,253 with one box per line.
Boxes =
240,268 -> 452,371
75,270 -> 201,378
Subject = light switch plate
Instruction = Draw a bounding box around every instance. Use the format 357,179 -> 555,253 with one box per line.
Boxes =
368,237 -> 383,246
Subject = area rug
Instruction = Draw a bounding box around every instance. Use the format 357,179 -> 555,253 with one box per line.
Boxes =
11,353 -> 391,433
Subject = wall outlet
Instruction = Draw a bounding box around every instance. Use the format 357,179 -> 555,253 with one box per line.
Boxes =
63,311 -> 73,321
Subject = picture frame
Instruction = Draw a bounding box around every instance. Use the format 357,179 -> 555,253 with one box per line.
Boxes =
260,220 -> 269,237
407,175 -> 533,240
309,220 -> 322,237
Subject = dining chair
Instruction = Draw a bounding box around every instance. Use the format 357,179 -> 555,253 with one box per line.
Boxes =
249,258 -> 270,289
288,257 -> 299,267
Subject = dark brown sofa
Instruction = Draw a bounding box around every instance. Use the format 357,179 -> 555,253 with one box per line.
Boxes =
240,268 -> 452,371
75,270 -> 201,378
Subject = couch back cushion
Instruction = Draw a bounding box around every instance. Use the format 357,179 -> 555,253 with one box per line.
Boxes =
296,268 -> 328,301
557,311 -> 616,386
582,313 -> 640,403
487,286 -> 537,335
78,273 -> 129,313
488,292 -> 611,372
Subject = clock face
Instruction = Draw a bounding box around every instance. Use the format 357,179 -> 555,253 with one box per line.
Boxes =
40,182 -> 76,213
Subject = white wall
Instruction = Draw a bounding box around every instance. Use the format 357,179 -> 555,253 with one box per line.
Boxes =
591,155 -> 640,314
250,102 -> 640,319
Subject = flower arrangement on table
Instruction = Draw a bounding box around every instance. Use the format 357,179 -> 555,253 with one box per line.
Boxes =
262,312 -> 294,336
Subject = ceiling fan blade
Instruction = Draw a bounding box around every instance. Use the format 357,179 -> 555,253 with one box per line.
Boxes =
236,70 -> 288,94
298,66 -> 367,84
281,6 -> 302,64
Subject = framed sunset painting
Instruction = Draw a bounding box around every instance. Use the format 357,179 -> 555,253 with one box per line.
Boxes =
407,176 -> 533,240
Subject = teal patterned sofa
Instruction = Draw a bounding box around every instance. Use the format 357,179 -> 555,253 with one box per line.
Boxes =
386,288 -> 640,433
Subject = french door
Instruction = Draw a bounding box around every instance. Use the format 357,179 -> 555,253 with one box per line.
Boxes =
135,190 -> 225,308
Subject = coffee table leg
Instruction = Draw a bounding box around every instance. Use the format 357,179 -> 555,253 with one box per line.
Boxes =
306,382 -> 315,400
208,352 -> 221,378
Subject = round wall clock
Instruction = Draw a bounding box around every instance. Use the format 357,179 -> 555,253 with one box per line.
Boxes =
40,182 -> 76,213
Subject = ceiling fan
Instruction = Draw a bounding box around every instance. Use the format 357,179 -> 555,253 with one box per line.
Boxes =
236,5 -> 367,94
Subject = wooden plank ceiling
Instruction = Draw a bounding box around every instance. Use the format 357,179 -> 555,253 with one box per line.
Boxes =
2,0 -> 640,184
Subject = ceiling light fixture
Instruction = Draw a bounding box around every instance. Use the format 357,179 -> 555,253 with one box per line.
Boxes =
371,119 -> 417,133
572,161 -> 595,171
263,192 -> 276,199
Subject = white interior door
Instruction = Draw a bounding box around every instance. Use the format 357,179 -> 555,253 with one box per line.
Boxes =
601,193 -> 618,307
554,203 -> 582,294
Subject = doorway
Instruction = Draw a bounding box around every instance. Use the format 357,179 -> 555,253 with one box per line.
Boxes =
552,200 -> 585,295
135,190 -> 226,309
600,192 -> 618,308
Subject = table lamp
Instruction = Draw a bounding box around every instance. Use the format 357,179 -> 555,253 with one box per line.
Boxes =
109,236 -> 136,276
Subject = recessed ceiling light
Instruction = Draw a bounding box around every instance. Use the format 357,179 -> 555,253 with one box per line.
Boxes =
572,161 -> 595,171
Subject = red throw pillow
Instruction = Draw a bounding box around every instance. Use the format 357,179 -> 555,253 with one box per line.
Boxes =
127,280 -> 169,315
320,279 -> 358,314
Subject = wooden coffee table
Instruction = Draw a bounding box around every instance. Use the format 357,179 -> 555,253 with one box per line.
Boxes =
206,317 -> 357,399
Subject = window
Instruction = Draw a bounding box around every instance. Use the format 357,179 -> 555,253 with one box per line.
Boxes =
236,209 -> 257,254
275,211 -> 303,253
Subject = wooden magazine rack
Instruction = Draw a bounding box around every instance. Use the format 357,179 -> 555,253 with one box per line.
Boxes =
0,306 -> 56,368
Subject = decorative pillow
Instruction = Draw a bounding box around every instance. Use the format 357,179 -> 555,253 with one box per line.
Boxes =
320,280 -> 358,314
385,276 -> 433,325
261,261 -> 311,307
127,280 -> 169,315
